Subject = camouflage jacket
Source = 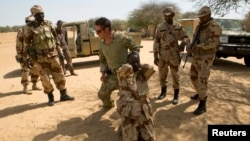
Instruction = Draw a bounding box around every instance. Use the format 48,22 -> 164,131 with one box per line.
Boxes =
192,18 -> 222,58
116,63 -> 153,120
153,22 -> 188,56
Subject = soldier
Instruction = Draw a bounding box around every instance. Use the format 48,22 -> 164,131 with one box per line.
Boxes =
94,17 -> 140,109
188,6 -> 222,115
116,52 -> 156,141
56,20 -> 78,76
15,15 -> 42,94
24,5 -> 75,106
153,7 -> 189,104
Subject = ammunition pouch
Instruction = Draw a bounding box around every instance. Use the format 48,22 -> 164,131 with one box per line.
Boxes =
15,55 -> 23,63
27,48 -> 38,60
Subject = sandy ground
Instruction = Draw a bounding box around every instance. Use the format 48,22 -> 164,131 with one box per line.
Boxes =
0,32 -> 249,141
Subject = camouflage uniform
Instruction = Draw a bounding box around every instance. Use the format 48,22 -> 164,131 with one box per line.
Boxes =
25,5 -> 74,106
153,7 -> 189,103
15,18 -> 41,94
189,6 -> 222,115
116,63 -> 156,141
190,7 -> 222,100
98,34 -> 140,108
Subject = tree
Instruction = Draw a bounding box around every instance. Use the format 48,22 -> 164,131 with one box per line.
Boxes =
111,19 -> 127,31
243,12 -> 250,32
191,0 -> 250,17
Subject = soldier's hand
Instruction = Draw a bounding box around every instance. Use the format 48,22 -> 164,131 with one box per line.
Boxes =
59,54 -> 65,61
100,74 -> 107,82
154,57 -> 159,66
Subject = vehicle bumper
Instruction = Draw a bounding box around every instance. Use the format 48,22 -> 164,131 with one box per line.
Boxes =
217,44 -> 250,56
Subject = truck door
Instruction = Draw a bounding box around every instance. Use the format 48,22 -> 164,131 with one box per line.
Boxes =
80,22 -> 100,56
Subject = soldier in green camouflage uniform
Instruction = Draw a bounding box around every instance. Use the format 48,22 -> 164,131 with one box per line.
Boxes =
95,17 -> 140,109
153,7 -> 189,104
15,16 -> 42,94
116,52 -> 156,141
189,6 -> 222,115
24,5 -> 74,106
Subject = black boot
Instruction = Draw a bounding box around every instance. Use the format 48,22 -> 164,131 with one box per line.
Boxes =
190,93 -> 199,100
193,98 -> 207,115
48,93 -> 54,106
60,89 -> 75,101
172,89 -> 179,105
157,86 -> 167,100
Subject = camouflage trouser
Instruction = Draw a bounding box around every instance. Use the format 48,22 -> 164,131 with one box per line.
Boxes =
98,73 -> 119,107
20,61 -> 39,86
158,55 -> 180,89
35,56 -> 66,94
190,55 -> 215,100
120,104 -> 156,141
59,48 -> 75,74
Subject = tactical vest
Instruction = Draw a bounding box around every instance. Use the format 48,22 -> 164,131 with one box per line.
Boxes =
32,21 -> 56,50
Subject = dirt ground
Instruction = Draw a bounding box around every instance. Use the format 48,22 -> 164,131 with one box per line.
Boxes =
0,32 -> 249,141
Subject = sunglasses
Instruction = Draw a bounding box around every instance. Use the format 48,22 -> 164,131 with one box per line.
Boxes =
96,29 -> 103,34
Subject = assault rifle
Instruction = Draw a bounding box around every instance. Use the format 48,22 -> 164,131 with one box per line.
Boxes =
183,25 -> 201,68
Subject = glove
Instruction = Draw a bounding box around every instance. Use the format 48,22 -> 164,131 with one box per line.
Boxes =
153,52 -> 159,66
59,54 -> 65,61
26,58 -> 32,69
178,41 -> 186,52
15,55 -> 23,63
154,57 -> 159,66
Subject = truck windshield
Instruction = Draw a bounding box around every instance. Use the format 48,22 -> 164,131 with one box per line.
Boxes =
215,19 -> 242,31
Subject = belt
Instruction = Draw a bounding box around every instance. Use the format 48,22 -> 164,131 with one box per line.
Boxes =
35,48 -> 55,55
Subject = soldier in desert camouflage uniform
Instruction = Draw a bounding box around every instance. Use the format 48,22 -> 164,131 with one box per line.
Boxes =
153,7 -> 189,104
24,5 -> 74,106
15,16 -> 42,94
116,52 -> 156,141
189,6 -> 222,115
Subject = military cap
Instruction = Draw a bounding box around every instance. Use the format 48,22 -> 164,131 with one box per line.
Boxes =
163,7 -> 175,16
30,5 -> 44,16
196,6 -> 211,17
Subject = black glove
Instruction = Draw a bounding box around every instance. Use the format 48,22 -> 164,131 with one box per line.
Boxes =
59,54 -> 65,61
154,57 -> 159,66
153,52 -> 159,66
15,55 -> 23,63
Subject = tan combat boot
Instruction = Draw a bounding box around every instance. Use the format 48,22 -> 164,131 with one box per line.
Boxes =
23,85 -> 32,94
32,83 -> 42,90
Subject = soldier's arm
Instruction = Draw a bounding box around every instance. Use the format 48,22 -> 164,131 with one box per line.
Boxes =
64,29 -> 68,45
153,27 -> 161,57
16,30 -> 23,58
98,44 -> 108,73
126,36 -> 140,53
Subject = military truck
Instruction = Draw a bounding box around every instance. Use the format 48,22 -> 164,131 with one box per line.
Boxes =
179,18 -> 250,67
62,21 -> 142,59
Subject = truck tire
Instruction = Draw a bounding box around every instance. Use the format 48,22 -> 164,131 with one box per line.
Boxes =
244,56 -> 250,67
